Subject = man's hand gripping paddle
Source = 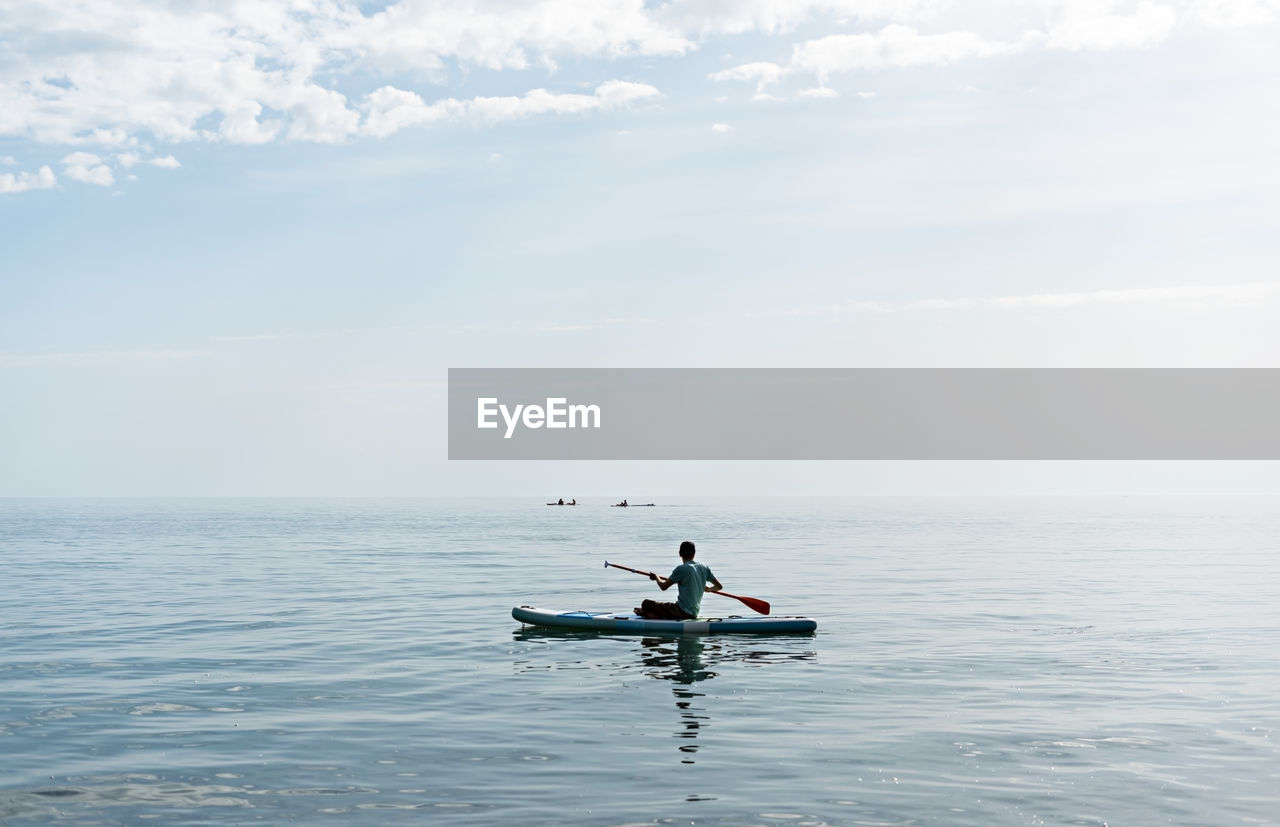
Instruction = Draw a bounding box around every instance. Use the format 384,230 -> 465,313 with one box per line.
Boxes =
604,560 -> 771,615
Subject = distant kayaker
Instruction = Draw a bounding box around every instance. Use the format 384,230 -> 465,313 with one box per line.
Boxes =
558,498 -> 564,505
570,498 -> 576,505
635,541 -> 722,620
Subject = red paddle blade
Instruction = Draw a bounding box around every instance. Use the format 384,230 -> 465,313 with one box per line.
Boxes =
718,591 -> 770,615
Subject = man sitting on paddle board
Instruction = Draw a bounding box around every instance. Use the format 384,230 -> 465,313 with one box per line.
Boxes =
635,541 -> 723,620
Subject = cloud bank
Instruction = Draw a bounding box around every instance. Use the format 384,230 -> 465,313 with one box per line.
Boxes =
1,0 -> 1276,193
709,1 -> 1277,93
0,0 -> 679,152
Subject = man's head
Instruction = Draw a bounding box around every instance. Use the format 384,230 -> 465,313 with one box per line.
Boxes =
679,540 -> 696,560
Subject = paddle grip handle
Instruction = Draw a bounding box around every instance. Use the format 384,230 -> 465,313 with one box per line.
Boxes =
605,561 -> 656,579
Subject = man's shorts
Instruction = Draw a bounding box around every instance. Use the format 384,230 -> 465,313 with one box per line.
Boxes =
638,599 -> 694,620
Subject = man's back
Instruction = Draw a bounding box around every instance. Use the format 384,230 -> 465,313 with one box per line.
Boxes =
668,560 -> 715,617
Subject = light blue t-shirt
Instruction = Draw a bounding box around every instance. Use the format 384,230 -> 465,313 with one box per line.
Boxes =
667,560 -> 716,617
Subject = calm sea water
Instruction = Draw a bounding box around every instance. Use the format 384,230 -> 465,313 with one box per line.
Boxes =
2,496 -> 1278,825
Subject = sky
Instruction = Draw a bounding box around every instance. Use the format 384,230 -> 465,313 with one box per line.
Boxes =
2,0 -> 1279,496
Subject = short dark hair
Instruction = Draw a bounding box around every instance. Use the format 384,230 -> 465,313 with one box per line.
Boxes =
679,540 -> 696,559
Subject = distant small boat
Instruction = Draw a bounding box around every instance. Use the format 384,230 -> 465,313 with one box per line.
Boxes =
611,503 -> 655,507
546,502 -> 577,506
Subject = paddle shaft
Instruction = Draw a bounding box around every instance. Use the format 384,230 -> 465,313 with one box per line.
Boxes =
604,561 -> 771,615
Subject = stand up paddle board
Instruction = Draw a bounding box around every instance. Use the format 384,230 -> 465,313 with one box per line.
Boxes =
512,606 -> 817,635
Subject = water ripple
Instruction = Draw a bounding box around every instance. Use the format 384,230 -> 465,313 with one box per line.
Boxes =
2,496 -> 1279,824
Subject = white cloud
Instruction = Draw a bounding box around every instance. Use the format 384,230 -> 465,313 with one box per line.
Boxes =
706,4 -> 1237,92
469,82 -> 657,123
798,86 -> 840,98
711,122 -> 731,132
117,152 -> 180,169
282,85 -> 362,143
0,1 -> 677,150
346,0 -> 693,72
1191,0 -> 1279,27
1046,1 -> 1179,51
0,164 -> 57,194
1,156 -> 16,165
595,79 -> 662,107
61,152 -> 114,186
218,102 -> 284,146
709,23 -> 1031,91
791,25 -> 1025,80
360,87 -> 446,139
361,80 -> 658,137
0,0 -> 1275,160
658,0 -> 932,37
708,61 -> 785,93
471,89 -> 585,122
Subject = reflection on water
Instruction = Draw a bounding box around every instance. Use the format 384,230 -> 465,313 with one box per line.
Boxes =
638,636 -> 718,684
640,637 -> 715,763
513,630 -> 816,765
